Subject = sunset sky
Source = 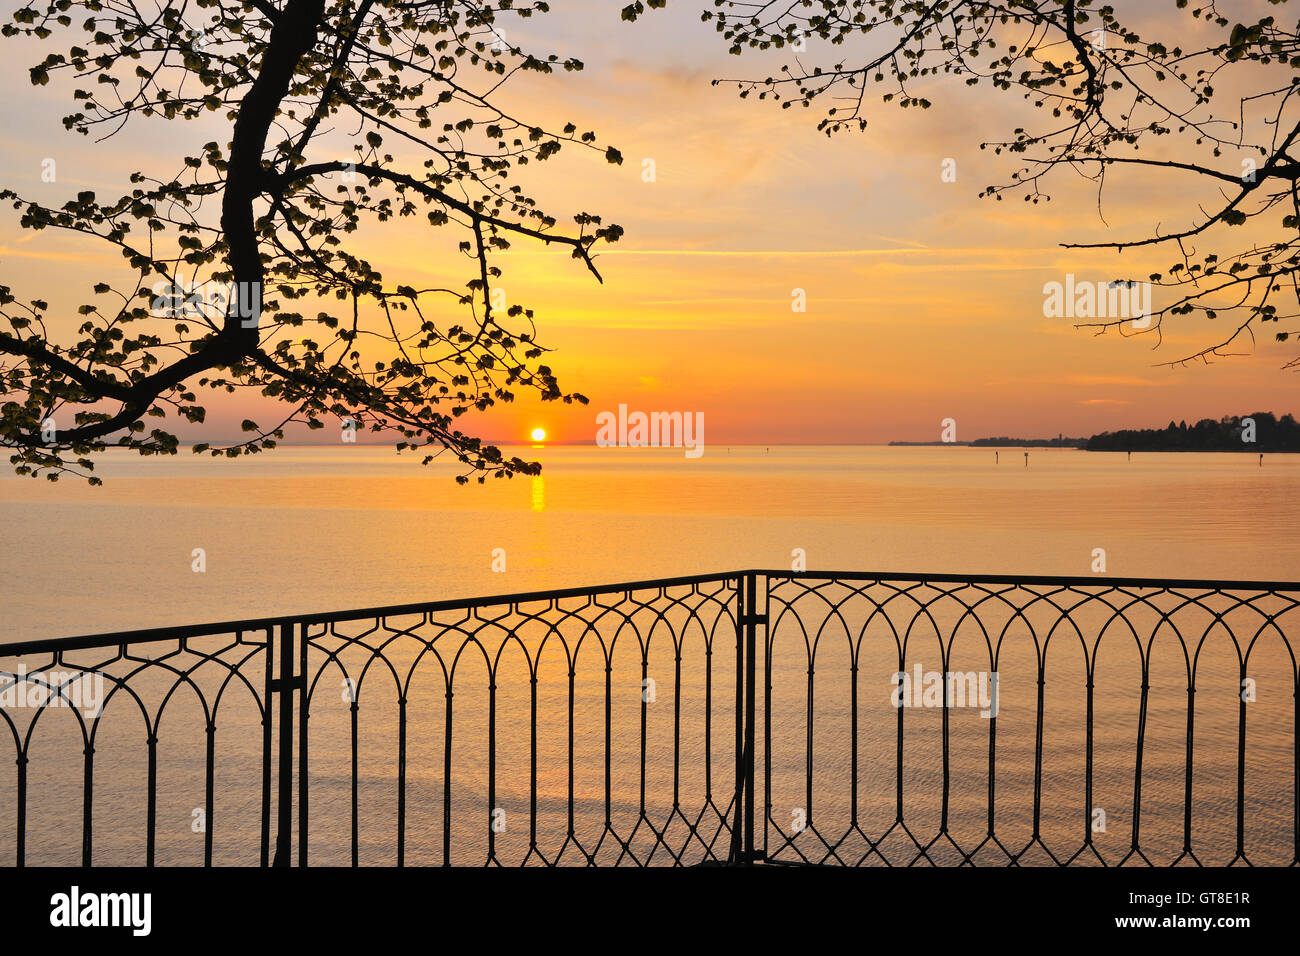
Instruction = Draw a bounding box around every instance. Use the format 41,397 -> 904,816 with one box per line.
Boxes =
0,1 -> 1293,447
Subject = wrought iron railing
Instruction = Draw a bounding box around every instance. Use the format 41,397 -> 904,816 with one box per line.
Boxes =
1,571 -> 1296,866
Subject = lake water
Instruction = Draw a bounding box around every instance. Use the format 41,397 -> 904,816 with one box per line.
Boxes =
0,445 -> 1296,865
2,444 -> 1297,640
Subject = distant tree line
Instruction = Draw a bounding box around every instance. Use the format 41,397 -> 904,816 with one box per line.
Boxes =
1086,414 -> 1300,452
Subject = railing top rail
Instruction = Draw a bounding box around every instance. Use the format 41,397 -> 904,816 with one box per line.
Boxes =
758,569 -> 1300,591
4,568 -> 1297,658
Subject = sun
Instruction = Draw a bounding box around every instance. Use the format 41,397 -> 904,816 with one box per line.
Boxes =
530,427 -> 547,443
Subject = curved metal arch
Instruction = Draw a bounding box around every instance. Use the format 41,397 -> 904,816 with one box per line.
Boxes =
307,618 -> 416,710
1239,612 -> 1299,674
182,638 -> 271,726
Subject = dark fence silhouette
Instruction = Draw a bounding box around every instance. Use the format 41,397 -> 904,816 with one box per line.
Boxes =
0,571 -> 1296,866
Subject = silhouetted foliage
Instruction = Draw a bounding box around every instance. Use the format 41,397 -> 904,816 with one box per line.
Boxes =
1086,412 -> 1300,451
1,1 -> 623,482
701,0 -> 1300,369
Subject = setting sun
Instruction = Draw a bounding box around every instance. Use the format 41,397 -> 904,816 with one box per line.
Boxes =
530,428 -> 546,443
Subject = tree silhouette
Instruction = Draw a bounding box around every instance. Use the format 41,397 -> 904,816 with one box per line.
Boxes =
1087,412 -> 1300,451
698,0 -> 1300,369
0,1 -> 623,482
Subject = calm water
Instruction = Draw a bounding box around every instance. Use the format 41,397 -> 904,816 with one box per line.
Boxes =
0,445 -> 1296,865
1,444 -> 1297,640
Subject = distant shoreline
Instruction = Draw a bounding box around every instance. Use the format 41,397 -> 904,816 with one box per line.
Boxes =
892,413 -> 1300,452
889,439 -> 1086,448
888,441 -> 1298,452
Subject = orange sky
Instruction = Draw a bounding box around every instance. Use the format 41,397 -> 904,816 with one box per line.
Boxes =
0,2 -> 1295,447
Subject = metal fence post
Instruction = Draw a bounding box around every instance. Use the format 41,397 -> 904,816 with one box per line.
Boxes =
298,621 -> 310,867
729,577 -> 745,864
271,622 -> 296,866
743,571 -> 759,863
730,571 -> 762,865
